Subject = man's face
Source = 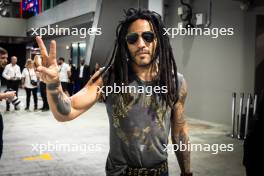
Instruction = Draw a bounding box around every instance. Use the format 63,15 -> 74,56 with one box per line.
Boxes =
11,57 -> 17,65
126,19 -> 157,67
0,53 -> 8,68
0,53 -> 8,60
58,59 -> 63,65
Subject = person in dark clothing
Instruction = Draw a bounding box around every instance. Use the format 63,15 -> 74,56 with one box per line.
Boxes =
243,59 -> 264,175
39,81 -> 49,111
0,91 -> 16,159
0,47 -> 16,159
77,59 -> 90,90
68,59 -> 78,95
35,8 -> 193,176
243,91 -> 264,175
0,47 -> 8,86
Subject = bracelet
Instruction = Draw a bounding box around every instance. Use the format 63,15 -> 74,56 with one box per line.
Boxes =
46,82 -> 60,91
181,173 -> 193,176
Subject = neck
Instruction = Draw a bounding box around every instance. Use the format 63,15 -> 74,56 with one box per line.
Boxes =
11,63 -> 16,66
132,62 -> 157,81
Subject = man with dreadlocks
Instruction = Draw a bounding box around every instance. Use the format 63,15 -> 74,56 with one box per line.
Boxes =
35,8 -> 192,176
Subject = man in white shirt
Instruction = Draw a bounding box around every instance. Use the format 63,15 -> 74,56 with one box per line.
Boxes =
58,57 -> 71,96
2,56 -> 22,111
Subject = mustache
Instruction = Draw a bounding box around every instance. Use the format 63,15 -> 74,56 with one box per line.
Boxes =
135,48 -> 150,56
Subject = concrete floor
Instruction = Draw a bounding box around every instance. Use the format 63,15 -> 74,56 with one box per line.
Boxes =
0,89 -> 246,176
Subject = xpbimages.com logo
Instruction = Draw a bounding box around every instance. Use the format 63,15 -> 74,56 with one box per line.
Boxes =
30,25 -> 102,38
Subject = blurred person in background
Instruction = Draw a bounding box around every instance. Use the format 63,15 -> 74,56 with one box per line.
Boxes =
77,59 -> 90,90
0,47 -> 8,86
0,47 -> 16,159
58,57 -> 71,96
0,91 -> 16,159
2,56 -> 22,111
68,59 -> 77,96
22,59 -> 38,111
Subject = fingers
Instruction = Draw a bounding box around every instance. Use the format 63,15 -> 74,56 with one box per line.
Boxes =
36,36 -> 48,66
37,66 -> 58,79
49,40 -> 57,65
90,67 -> 105,85
91,67 -> 104,80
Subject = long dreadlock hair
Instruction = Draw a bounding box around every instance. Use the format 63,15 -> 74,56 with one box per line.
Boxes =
95,8 -> 179,108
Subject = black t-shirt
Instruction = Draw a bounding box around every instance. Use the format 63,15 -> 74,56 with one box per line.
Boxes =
104,73 -> 184,176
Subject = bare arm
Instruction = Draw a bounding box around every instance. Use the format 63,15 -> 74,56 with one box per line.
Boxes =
36,36 -> 103,122
46,72 -> 103,122
171,79 -> 192,175
67,70 -> 71,78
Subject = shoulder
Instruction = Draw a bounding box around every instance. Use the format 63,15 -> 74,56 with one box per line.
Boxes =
177,72 -> 184,83
66,64 -> 71,69
177,72 -> 186,90
5,64 -> 11,68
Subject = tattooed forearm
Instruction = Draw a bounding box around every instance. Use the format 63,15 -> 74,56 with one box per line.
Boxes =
171,78 -> 191,174
172,132 -> 191,173
47,82 -> 71,115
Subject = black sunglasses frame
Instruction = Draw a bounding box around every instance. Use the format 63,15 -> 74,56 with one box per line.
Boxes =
126,31 -> 155,44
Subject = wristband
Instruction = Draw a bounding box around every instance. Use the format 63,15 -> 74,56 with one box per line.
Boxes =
47,82 -> 60,91
181,173 -> 193,176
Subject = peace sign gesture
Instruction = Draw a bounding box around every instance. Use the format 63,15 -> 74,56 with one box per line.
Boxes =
35,36 -> 60,84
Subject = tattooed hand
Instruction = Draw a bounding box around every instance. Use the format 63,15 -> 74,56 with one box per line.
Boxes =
35,36 -> 60,84
35,36 -> 72,118
34,36 -> 104,121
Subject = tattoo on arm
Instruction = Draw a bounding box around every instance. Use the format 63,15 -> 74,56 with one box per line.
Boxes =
172,132 -> 191,173
47,82 -> 71,115
171,79 -> 191,173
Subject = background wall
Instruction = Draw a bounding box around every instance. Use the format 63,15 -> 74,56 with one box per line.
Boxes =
27,0 -> 97,30
165,0 -> 257,125
0,17 -> 27,37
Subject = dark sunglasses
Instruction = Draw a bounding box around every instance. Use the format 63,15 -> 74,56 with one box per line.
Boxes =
126,31 -> 155,44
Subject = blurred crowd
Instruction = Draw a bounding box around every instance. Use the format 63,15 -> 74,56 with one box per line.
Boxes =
0,47 -> 92,112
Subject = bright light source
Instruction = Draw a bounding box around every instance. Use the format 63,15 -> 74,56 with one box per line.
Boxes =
79,43 -> 86,48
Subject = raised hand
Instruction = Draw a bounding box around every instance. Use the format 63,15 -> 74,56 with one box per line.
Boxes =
35,36 -> 60,84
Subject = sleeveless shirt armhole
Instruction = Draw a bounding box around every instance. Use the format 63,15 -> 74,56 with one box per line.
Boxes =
175,72 -> 185,104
